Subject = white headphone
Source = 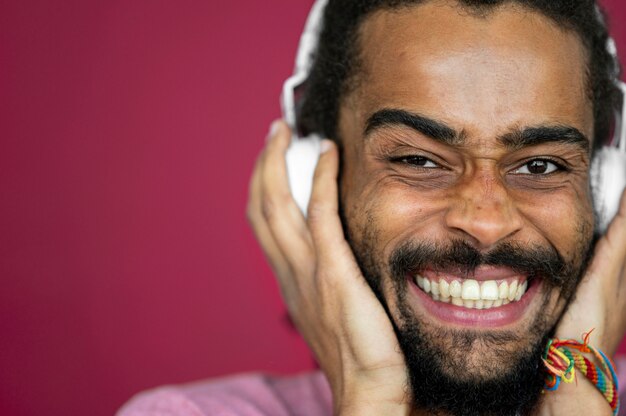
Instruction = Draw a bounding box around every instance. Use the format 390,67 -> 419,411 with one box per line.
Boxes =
281,0 -> 626,232
280,0 -> 328,215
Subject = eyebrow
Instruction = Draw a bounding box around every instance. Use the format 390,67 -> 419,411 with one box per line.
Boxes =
364,109 -> 463,145
364,108 -> 590,152
498,126 -> 590,152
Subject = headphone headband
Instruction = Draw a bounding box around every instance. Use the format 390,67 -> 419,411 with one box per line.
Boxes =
281,0 -> 328,132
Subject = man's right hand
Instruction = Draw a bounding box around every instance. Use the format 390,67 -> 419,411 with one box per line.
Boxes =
246,120 -> 411,416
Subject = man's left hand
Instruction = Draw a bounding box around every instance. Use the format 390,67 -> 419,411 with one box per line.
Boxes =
540,190 -> 626,415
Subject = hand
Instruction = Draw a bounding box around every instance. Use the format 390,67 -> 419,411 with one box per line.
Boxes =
554,190 -> 626,355
247,121 -> 411,416
539,190 -> 626,416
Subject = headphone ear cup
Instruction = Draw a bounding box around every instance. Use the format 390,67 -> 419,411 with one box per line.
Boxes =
592,147 -> 626,232
279,0 -> 329,216
285,134 -> 322,215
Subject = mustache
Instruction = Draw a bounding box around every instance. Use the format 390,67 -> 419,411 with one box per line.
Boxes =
389,239 -> 570,287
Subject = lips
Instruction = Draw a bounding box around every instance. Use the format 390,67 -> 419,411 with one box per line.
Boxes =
406,266 -> 541,327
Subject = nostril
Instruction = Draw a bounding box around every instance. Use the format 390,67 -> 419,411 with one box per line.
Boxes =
444,211 -> 523,249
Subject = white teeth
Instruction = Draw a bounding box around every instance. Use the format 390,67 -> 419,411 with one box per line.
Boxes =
480,281 -> 499,300
440,280 -> 450,298
499,282 -> 509,299
461,279 -> 480,300
415,274 -> 529,310
450,280 -> 462,298
515,281 -> 527,301
451,297 -> 464,306
508,280 -> 518,301
431,281 -> 440,296
417,275 -> 425,289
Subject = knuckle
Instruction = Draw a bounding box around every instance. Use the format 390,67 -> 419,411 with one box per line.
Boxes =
261,195 -> 276,220
307,200 -> 326,224
261,191 -> 292,222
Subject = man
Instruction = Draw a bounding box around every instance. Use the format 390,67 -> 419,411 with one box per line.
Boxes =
119,0 -> 626,415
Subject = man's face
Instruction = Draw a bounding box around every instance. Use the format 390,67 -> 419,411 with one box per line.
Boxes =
338,1 -> 595,414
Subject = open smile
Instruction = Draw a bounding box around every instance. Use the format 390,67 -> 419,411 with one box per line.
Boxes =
406,266 -> 542,327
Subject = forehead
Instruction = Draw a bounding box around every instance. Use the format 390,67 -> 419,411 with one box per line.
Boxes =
351,1 -> 593,139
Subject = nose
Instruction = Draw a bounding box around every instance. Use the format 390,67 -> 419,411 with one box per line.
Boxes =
444,170 -> 523,249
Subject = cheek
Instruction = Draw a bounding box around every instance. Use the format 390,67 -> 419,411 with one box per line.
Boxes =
343,178 -> 594,261
342,173 -> 447,256
515,188 -> 594,260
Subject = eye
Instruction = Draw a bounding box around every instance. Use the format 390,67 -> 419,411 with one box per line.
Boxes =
393,155 -> 439,168
513,159 -> 562,175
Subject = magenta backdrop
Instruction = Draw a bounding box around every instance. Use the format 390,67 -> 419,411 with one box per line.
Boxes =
0,1 -> 624,415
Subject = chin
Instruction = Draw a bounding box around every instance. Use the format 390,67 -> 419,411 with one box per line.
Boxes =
371,239 -> 582,415
391,281 -> 555,416
347,227 -> 591,415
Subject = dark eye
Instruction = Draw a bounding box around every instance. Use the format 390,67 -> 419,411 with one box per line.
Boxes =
513,159 -> 561,175
395,156 -> 439,168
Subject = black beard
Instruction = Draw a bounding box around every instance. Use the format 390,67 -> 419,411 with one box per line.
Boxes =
348,237 -> 593,416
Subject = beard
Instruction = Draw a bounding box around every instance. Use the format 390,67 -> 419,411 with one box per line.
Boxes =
347,233 -> 594,416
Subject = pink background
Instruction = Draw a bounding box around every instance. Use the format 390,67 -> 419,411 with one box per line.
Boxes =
1,1 -> 625,415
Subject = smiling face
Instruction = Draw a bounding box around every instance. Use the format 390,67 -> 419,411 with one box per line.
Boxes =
338,1 -> 596,414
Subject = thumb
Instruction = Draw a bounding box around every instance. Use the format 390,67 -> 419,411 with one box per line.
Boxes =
588,189 -> 626,280
307,139 -> 343,252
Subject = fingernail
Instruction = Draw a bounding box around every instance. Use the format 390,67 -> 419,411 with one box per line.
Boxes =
268,120 -> 281,139
320,139 -> 333,153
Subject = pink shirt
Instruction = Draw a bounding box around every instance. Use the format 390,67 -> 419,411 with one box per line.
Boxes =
119,358 -> 626,415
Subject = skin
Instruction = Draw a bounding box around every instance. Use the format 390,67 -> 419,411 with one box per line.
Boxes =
342,2 -> 592,385
247,1 -> 626,415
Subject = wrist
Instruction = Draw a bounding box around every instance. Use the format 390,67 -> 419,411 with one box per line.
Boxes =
328,360 -> 411,416
539,333 -> 619,416
334,379 -> 411,416
336,397 -> 411,416
539,378 -> 613,416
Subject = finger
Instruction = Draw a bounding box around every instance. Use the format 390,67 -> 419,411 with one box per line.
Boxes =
261,120 -> 314,267
606,189 -> 626,298
247,130 -> 291,280
307,140 -> 353,262
604,188 -> 626,256
589,189 -> 626,280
